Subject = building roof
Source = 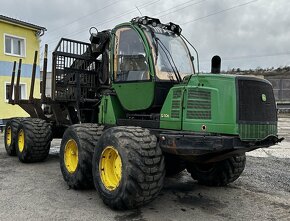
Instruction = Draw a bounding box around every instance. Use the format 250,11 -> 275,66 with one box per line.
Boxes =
0,15 -> 47,33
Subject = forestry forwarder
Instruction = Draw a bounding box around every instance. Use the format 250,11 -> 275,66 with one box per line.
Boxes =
4,16 -> 283,209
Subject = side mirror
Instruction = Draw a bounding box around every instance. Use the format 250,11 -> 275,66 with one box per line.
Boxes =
191,56 -> 194,61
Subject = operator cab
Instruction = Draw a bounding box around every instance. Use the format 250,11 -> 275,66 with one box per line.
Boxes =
111,16 -> 195,112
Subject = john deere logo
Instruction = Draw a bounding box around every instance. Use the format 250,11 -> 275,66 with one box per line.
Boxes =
261,94 -> 267,102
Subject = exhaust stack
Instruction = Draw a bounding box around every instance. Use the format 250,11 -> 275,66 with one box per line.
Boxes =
211,55 -> 221,74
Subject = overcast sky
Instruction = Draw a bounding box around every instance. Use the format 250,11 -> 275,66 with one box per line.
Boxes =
2,0 -> 290,72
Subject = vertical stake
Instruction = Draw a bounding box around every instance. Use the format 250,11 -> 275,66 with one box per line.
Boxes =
9,61 -> 17,103
15,59 -> 22,104
29,51 -> 38,101
41,44 -> 48,102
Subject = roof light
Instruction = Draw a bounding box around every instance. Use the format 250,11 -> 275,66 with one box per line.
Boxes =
152,21 -> 157,27
132,16 -> 161,27
168,22 -> 182,36
142,19 -> 148,25
131,16 -> 182,35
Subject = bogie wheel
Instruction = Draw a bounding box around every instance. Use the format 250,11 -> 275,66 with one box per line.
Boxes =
164,153 -> 186,176
186,154 -> 246,186
93,126 -> 165,210
60,124 -> 104,189
16,118 -> 52,163
4,118 -> 23,156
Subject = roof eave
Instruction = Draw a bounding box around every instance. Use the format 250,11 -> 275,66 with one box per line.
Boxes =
0,15 -> 47,33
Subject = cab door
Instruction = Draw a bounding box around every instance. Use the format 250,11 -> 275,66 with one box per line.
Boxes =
112,26 -> 155,111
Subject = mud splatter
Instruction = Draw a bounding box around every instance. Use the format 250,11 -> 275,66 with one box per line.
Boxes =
173,192 -> 228,213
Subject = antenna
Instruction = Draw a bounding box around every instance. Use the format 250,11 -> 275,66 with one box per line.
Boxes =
136,6 -> 143,16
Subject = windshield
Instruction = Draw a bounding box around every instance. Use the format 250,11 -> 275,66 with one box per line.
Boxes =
150,32 -> 194,81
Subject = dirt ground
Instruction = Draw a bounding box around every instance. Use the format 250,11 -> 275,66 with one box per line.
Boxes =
0,135 -> 290,220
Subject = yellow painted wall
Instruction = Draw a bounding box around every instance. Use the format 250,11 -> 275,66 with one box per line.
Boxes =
0,20 -> 42,120
0,76 -> 41,119
0,21 -> 40,64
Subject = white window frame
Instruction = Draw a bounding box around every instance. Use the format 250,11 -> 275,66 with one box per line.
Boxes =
4,33 -> 26,57
4,82 -> 27,102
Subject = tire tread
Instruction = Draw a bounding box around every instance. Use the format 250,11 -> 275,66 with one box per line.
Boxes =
60,124 -> 104,189
17,118 -> 52,162
95,126 -> 165,210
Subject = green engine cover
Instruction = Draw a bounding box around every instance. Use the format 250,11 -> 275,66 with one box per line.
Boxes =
160,74 -> 238,135
160,73 -> 278,141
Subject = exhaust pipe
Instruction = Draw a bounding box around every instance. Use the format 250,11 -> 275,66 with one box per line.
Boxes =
211,55 -> 221,74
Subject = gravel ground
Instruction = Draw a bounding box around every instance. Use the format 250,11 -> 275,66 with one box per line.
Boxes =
0,135 -> 289,221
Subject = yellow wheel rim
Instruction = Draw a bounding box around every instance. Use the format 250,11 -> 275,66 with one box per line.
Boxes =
99,146 -> 122,191
6,126 -> 12,146
18,129 -> 25,152
64,139 -> 79,173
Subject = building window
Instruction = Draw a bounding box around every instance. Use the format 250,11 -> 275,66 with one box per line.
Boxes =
4,34 -> 26,57
5,83 -> 26,101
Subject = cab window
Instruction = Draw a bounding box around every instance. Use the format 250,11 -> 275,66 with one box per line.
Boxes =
114,28 -> 149,82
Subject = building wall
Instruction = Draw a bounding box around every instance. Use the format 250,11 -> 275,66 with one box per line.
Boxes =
0,76 -> 40,119
0,21 -> 41,120
0,21 -> 40,64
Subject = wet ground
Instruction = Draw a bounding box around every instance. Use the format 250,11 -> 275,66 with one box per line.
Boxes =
0,122 -> 289,220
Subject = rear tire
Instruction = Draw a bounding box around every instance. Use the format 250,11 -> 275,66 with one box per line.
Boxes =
93,126 -> 165,210
16,118 -> 52,163
186,154 -> 246,186
60,124 -> 104,189
4,118 -> 22,156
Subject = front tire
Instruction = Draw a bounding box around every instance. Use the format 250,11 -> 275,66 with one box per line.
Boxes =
93,126 -> 165,210
60,124 -> 103,189
186,154 -> 246,186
